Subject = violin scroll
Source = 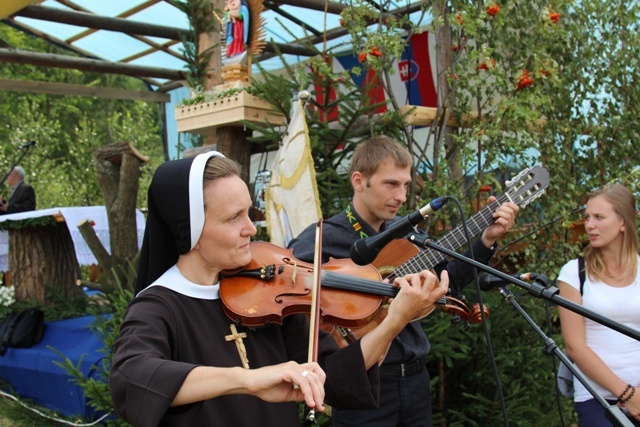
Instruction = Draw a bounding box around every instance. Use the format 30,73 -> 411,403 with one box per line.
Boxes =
437,296 -> 489,328
468,302 -> 490,324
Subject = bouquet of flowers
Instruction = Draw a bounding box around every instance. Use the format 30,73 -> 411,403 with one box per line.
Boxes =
0,285 -> 16,319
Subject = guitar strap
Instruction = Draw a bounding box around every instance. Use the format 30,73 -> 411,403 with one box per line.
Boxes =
340,204 -> 370,345
346,204 -> 369,239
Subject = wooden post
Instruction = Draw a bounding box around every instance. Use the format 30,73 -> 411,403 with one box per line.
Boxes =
216,127 -> 253,183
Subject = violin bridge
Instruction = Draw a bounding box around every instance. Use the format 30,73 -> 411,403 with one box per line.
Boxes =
292,262 -> 297,286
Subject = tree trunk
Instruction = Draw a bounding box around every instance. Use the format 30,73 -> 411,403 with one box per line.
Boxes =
9,223 -> 82,304
93,142 -> 148,290
434,1 -> 462,183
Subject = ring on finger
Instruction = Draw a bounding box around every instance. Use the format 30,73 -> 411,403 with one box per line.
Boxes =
301,370 -> 309,378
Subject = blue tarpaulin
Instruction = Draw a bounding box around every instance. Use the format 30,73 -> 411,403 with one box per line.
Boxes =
0,315 -> 106,419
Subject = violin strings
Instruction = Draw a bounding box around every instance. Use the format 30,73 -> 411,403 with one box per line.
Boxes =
320,272 -> 455,310
321,271 -> 397,297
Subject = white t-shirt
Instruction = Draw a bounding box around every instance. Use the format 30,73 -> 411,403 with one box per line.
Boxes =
557,257 -> 640,402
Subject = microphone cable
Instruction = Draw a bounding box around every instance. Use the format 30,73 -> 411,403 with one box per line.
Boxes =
448,196 -> 510,427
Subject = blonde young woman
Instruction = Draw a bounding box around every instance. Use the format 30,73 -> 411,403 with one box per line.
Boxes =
558,184 -> 640,426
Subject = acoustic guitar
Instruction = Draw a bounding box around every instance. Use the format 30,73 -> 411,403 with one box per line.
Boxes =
333,165 -> 550,345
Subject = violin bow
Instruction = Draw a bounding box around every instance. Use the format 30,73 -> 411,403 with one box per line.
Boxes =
306,219 -> 323,422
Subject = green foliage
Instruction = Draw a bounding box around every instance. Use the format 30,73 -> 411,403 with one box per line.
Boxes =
427,291 -> 576,425
0,216 -> 57,231
0,25 -> 165,213
250,0 -> 640,424
41,282 -> 96,321
50,276 -> 134,426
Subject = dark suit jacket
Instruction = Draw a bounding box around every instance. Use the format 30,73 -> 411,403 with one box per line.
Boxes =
0,181 -> 36,215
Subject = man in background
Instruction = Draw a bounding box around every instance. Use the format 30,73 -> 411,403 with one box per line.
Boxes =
0,166 -> 36,215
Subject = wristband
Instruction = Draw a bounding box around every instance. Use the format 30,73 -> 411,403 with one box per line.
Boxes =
617,384 -> 634,404
621,386 -> 635,404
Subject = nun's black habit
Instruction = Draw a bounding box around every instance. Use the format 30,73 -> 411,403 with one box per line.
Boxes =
109,152 -> 380,427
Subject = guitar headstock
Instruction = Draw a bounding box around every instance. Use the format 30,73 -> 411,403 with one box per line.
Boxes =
504,166 -> 550,208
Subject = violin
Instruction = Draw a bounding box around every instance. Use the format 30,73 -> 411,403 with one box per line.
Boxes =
219,241 -> 471,330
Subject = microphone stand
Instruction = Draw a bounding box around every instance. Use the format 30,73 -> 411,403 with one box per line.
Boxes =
495,284 -> 633,427
408,233 -> 640,342
408,233 -> 639,427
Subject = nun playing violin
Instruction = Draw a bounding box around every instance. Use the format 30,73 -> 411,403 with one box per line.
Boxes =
109,151 -> 448,427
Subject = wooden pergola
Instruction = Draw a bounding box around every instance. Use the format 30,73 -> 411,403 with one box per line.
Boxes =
1,0 -> 430,174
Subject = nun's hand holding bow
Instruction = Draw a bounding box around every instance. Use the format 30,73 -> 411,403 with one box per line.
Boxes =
246,361 -> 326,412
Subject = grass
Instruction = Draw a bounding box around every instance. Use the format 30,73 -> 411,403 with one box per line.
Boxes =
0,391 -> 80,426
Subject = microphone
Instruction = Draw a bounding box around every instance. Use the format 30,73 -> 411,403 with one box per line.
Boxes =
478,272 -> 548,291
18,141 -> 36,149
350,196 -> 449,265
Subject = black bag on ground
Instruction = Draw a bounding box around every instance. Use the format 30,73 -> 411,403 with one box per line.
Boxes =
0,307 -> 45,356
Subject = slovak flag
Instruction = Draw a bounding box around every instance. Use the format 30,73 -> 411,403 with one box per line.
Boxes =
327,31 -> 437,120
397,32 -> 437,108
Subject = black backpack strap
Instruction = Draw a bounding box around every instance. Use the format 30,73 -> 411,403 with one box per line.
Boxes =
578,256 -> 586,296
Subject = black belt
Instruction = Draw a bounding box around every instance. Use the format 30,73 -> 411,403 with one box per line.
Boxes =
379,358 -> 426,377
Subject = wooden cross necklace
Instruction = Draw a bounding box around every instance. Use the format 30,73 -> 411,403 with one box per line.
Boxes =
225,324 -> 250,369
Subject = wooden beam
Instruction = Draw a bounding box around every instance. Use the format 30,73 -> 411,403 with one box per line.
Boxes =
0,78 -> 170,102
156,79 -> 188,93
63,0 -> 161,42
274,0 -> 345,15
47,1 -> 185,63
272,0 -> 423,19
48,1 -> 185,64
257,1 -> 423,62
7,0 -> 423,82
399,105 -> 465,127
119,40 -> 181,63
400,105 -> 548,132
0,47 -> 185,80
14,4 -> 313,58
4,19 -> 169,87
264,40 -> 317,56
15,4 -> 191,40
263,1 -> 322,37
258,27 -> 348,62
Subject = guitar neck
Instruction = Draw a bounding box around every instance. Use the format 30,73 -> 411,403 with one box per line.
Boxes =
387,196 -> 508,280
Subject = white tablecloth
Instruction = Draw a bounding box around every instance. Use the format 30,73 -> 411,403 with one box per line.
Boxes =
0,206 -> 146,272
